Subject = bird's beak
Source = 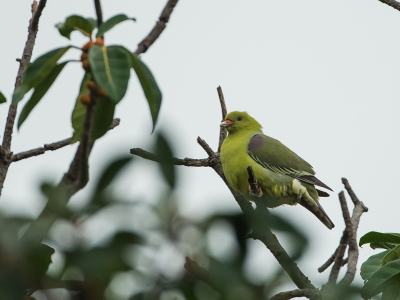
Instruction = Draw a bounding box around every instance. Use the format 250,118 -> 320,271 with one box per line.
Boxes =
220,119 -> 233,127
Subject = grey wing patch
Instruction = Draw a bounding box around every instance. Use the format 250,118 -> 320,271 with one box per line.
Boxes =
249,152 -> 313,178
249,152 -> 333,192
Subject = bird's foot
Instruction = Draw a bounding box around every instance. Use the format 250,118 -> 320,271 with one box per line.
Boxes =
249,185 -> 263,197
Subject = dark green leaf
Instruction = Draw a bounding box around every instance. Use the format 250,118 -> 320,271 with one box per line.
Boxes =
360,232 -> 400,248
96,14 -> 136,37
12,47 -> 71,104
0,91 -> 6,104
361,259 -> 400,299
111,231 -> 143,247
64,247 -> 131,284
89,45 -> 131,103
361,250 -> 389,281
23,243 -> 55,278
91,96 -> 116,141
129,53 -> 162,132
71,73 -> 90,143
55,15 -> 96,39
370,242 -> 397,250
18,62 -> 69,129
155,133 -> 175,188
95,156 -> 132,193
384,246 -> 400,266
382,284 -> 400,300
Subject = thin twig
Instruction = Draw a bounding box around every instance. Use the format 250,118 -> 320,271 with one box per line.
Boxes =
377,0 -> 400,11
269,288 -> 319,300
197,136 -> 214,157
0,0 -> 47,196
341,178 -> 368,211
184,257 -> 223,294
12,119 -> 120,162
217,86 -> 227,152
130,148 -> 212,167
134,0 -> 179,55
318,246 -> 339,273
94,0 -> 103,27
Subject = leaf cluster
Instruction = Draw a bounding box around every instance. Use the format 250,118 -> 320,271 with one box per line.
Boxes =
360,232 -> 400,299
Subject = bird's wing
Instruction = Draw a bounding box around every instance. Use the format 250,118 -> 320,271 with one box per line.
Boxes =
247,134 -> 332,191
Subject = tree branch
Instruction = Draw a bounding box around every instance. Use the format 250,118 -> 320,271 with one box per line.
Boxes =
0,0 -> 47,196
377,0 -> 400,11
134,0 -> 179,55
12,119 -> 120,162
269,288 -> 319,300
217,86 -> 227,152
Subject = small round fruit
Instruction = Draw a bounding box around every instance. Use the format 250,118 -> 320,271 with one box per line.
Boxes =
80,52 -> 88,61
82,40 -> 94,52
86,80 -> 96,90
82,59 -> 90,72
97,88 -> 107,97
80,94 -> 91,105
95,37 -> 104,46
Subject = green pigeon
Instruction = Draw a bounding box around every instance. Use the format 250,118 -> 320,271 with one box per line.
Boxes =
220,111 -> 334,229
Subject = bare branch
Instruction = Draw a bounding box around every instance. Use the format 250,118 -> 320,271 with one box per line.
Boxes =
341,178 -> 368,211
94,0 -> 103,27
197,136 -> 214,157
0,0 -> 47,196
134,0 -> 179,55
12,119 -> 120,162
130,148 -> 212,167
377,0 -> 400,11
269,288 -> 319,300
217,86 -> 227,152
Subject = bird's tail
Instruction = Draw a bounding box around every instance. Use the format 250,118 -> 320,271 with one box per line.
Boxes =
300,200 -> 335,229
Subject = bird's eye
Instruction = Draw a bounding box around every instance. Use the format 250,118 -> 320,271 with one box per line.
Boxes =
237,116 -> 243,121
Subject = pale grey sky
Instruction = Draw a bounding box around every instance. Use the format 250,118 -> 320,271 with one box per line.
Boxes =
1,0 -> 399,297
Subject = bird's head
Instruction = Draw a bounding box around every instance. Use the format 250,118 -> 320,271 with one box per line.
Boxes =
220,111 -> 262,133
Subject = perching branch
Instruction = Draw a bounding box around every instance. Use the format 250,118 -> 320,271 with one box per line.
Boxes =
0,0 -> 47,197
377,0 -> 400,11
12,119 -> 120,162
134,0 -> 179,55
217,86 -> 227,152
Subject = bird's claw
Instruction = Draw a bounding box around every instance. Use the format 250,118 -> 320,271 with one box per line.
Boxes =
249,185 -> 263,197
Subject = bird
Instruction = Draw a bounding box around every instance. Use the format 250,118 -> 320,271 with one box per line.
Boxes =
219,111 -> 335,229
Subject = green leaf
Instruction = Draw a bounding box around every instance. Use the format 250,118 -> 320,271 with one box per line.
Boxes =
96,14 -> 136,37
12,47 -> 71,104
91,95 -> 116,141
155,133 -> 176,188
129,53 -> 162,132
361,250 -> 389,281
18,62 -> 69,129
89,45 -> 131,103
360,232 -> 400,248
361,259 -> 400,299
23,243 -> 55,278
0,91 -> 6,104
55,15 -> 96,39
95,156 -> 132,194
383,246 -> 400,266
71,73 -> 90,143
382,284 -> 400,300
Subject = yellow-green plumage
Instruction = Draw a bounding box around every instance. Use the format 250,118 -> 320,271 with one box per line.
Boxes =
220,111 -> 334,229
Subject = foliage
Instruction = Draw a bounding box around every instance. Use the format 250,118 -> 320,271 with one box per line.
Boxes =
14,14 -> 162,135
360,231 -> 400,299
